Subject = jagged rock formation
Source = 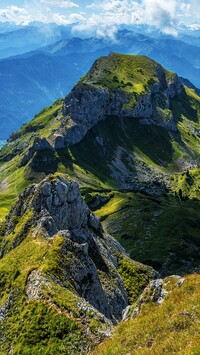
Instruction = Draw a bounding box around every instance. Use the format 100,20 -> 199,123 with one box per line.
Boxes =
0,173 -> 156,352
0,53 -> 187,172
1,174 -> 155,324
10,53 -> 183,162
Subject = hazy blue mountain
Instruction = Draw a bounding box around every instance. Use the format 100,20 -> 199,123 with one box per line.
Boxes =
0,23 -> 72,59
0,51 -> 101,139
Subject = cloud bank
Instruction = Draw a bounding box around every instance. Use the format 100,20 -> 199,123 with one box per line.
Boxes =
73,0 -> 178,37
0,0 -> 198,37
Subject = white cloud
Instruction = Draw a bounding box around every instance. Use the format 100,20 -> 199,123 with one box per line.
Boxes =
188,23 -> 200,30
142,0 -> 178,35
0,6 -> 32,25
74,0 -> 179,37
40,0 -> 79,8
181,0 -> 200,19
0,2 -> 82,26
179,2 -> 191,14
0,0 -> 197,36
73,0 -> 142,38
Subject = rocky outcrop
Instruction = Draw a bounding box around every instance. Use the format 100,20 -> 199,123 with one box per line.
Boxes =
122,278 -> 168,321
2,173 -> 148,322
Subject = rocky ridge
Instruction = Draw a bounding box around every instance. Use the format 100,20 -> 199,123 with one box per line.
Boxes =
0,173 -> 155,324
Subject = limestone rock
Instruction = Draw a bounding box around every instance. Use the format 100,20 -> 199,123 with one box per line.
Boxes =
150,279 -> 168,304
1,174 -> 139,322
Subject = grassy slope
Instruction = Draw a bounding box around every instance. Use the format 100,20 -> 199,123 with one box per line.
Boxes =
80,53 -> 160,93
0,226 -> 90,354
94,191 -> 200,274
79,52 -> 173,110
92,274 -> 200,355
0,184 -> 104,354
0,99 -> 63,222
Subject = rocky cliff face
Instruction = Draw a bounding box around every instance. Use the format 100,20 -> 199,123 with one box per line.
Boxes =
51,54 -> 182,148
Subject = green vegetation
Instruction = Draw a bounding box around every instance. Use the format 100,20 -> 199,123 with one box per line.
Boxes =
80,53 -> 160,94
0,220 -> 107,353
3,301 -> 86,355
0,99 -> 64,222
95,191 -> 200,274
79,53 -> 168,110
92,274 -> 200,355
118,256 -> 155,303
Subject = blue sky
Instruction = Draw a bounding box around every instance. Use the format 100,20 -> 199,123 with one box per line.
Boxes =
0,1 -> 199,36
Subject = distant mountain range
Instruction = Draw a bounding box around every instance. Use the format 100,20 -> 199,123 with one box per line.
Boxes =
0,23 -> 72,59
0,26 -> 200,140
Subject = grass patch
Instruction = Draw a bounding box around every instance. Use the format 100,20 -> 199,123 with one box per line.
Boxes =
92,274 -> 200,355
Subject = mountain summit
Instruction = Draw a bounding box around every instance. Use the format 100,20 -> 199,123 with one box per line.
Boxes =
53,52 -> 182,148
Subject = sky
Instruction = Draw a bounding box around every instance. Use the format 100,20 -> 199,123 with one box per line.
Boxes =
0,0 -> 199,37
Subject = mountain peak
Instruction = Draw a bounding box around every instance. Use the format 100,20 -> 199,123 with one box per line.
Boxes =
53,53 -> 182,148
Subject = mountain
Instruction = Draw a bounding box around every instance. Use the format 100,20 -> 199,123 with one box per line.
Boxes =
0,53 -> 200,352
0,53 -> 200,274
1,29 -> 200,140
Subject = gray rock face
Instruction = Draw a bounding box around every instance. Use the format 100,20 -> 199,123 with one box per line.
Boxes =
56,65 -> 182,147
2,174 -> 131,322
123,277 -> 168,320
60,234 -> 128,322
0,293 -> 13,321
167,74 -> 183,98
33,176 -> 102,236
165,113 -> 178,133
